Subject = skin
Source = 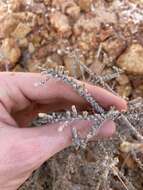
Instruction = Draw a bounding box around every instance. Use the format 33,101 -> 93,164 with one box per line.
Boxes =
0,72 -> 127,190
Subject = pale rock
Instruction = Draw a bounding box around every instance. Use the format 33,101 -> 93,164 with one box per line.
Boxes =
117,44 -> 143,75
44,0 -> 50,5
9,0 -> 23,12
50,11 -> 71,35
0,12 -> 36,38
116,85 -> 132,98
116,74 -> 129,85
28,43 -> 35,53
19,38 -> 28,48
64,54 -> 84,78
52,0 -> 80,18
12,23 -> 32,39
77,0 -> 92,11
0,14 -> 18,38
0,38 -> 21,65
13,64 -> 25,72
102,37 -> 126,61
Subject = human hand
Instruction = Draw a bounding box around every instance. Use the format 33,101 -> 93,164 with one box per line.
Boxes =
0,72 -> 127,190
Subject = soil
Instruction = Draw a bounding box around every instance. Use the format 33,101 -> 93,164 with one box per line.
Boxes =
0,0 -> 143,189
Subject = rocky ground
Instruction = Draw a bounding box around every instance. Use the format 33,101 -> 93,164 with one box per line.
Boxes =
0,0 -> 143,189
0,0 -> 143,99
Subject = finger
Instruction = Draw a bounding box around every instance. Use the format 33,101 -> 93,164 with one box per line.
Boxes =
0,72 -> 127,114
0,103 -> 17,127
95,120 -> 116,138
10,120 -> 116,171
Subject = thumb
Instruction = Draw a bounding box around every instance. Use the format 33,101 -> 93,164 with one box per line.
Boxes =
0,120 -> 115,190
13,120 -> 115,170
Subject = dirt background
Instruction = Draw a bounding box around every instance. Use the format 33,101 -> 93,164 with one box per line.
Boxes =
0,0 -> 143,189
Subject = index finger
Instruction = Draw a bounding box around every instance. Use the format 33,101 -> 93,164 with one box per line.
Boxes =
0,72 -> 127,113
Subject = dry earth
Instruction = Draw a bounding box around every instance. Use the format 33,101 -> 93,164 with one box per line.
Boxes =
0,0 -> 142,189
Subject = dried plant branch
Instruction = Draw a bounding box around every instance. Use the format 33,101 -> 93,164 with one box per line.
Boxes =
119,114 -> 143,142
35,66 -> 143,147
38,66 -> 105,114
29,65 -> 143,190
